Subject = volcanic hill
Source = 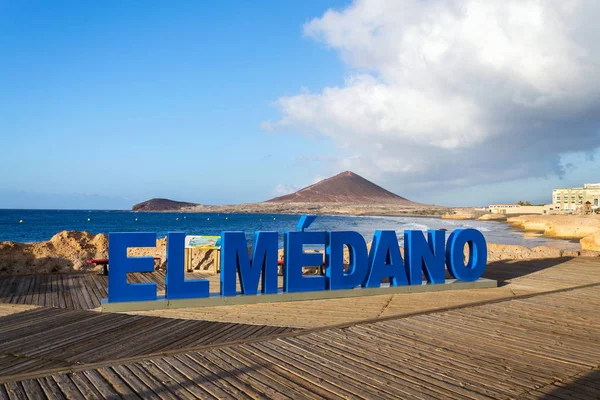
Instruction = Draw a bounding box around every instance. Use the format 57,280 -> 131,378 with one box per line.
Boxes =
267,171 -> 416,204
132,198 -> 198,212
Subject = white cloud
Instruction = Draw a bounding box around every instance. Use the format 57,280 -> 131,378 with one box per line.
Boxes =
264,0 -> 600,191
272,184 -> 299,196
312,175 -> 325,184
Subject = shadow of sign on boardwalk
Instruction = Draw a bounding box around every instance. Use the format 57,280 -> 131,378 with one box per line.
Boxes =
481,257 -> 576,284
0,271 -> 177,309
0,307 -> 297,377
538,368 -> 600,399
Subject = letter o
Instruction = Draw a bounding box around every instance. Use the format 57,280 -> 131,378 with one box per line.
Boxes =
445,229 -> 487,282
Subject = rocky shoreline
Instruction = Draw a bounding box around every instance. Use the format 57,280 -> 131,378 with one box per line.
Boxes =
504,214 -> 600,251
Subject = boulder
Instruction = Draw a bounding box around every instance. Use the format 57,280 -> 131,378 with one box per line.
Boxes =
581,232 -> 600,251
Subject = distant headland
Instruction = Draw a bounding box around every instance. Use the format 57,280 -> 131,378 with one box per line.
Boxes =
132,171 -> 448,217
132,198 -> 199,212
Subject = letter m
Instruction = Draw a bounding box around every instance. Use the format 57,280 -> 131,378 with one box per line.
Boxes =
220,231 -> 278,296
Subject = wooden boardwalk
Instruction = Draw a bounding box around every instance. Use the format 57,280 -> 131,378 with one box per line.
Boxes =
131,257 -> 600,328
0,270 -> 212,310
1,256 -> 598,322
0,303 -> 37,318
0,307 -> 296,378
0,282 -> 598,399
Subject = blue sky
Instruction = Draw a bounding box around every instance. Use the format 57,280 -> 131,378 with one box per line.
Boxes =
1,1 -> 599,209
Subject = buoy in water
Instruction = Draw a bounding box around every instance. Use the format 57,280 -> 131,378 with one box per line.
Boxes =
135,218 -> 138,221
207,218 -> 210,221
19,220 -> 23,223
87,218 -> 91,221
176,218 -> 179,221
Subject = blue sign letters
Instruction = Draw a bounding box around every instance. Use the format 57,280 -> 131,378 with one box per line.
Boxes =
106,226 -> 488,303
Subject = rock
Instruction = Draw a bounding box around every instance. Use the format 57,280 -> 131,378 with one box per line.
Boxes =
581,232 -> 600,251
0,231 -> 109,275
476,214 -> 507,221
0,230 -> 223,275
485,243 -> 562,261
441,208 -> 486,220
579,250 -> 600,257
506,215 -> 600,251
441,213 -> 476,220
507,215 -> 600,238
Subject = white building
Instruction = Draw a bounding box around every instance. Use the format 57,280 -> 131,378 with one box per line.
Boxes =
552,183 -> 600,211
488,204 -> 552,215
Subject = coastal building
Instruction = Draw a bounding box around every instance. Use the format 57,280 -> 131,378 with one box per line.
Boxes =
552,183 -> 600,211
488,204 -> 520,214
488,204 -> 551,215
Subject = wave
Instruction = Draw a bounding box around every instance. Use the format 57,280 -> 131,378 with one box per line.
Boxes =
401,223 -> 430,231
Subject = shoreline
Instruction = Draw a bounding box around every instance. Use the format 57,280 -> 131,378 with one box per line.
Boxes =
139,201 -> 452,218
447,212 -> 600,251
133,209 -> 450,218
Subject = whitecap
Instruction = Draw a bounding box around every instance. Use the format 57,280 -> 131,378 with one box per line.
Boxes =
401,223 -> 430,231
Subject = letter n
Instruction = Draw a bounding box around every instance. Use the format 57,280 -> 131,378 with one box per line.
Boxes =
404,230 -> 445,285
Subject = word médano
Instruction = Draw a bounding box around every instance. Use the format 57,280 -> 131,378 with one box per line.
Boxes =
106,228 -> 487,303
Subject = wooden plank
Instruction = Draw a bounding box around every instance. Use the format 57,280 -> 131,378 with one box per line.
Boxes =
167,354 -> 239,399
4,381 -> 27,400
134,360 -> 196,400
123,362 -> 183,400
0,277 -> 16,301
41,275 -> 50,307
83,274 -> 104,308
81,370 -> 122,400
25,275 -> 37,306
37,376 -> 65,399
63,275 -> 76,309
111,364 -> 167,400
52,373 -> 86,400
9,276 -> 30,305
77,275 -> 95,310
182,352 -> 259,400
69,371 -> 106,399
150,357 -> 225,399
96,367 -> 141,399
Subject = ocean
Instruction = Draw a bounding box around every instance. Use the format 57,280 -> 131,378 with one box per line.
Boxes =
0,209 -> 579,249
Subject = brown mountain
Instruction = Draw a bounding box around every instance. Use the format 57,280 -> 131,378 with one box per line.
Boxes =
132,198 -> 198,212
267,171 -> 416,204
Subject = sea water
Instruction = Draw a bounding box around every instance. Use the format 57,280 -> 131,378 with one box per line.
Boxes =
0,209 -> 579,249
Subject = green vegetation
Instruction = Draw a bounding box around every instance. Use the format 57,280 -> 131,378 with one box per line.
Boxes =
516,200 -> 532,206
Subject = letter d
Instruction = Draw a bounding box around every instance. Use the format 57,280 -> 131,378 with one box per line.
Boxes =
326,231 -> 368,290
